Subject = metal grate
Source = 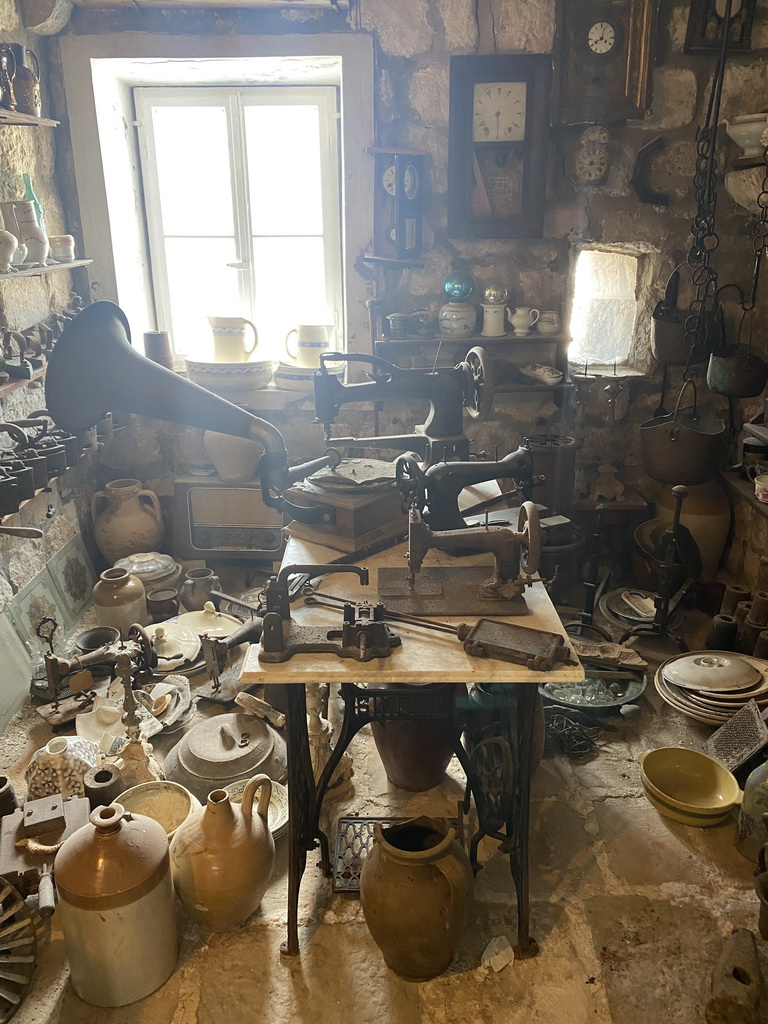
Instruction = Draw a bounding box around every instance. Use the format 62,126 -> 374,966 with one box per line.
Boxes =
704,700 -> 768,772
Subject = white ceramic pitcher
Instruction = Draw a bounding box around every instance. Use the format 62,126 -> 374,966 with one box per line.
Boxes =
208,316 -> 258,363
508,307 -> 540,336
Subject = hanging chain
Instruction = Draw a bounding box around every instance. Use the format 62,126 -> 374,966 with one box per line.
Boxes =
683,0 -> 734,381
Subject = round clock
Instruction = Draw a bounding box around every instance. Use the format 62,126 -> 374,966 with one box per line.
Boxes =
587,20 -> 617,55
573,125 -> 611,185
382,163 -> 419,199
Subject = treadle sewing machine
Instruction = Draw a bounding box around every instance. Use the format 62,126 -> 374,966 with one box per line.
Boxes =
313,348 -> 494,465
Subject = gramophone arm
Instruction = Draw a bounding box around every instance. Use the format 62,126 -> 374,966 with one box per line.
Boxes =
257,446 -> 341,522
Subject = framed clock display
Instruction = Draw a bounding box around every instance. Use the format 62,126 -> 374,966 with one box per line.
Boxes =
371,149 -> 424,261
447,54 -> 552,240
684,0 -> 756,54
553,0 -> 657,126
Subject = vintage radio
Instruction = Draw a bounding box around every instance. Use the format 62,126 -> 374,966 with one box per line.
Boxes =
173,476 -> 285,562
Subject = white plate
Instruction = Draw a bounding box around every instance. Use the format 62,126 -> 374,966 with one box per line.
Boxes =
661,651 -> 762,692
223,778 -> 289,838
176,604 -> 243,638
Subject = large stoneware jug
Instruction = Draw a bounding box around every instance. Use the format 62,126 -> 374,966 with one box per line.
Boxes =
169,774 -> 275,932
91,477 -> 165,562
360,816 -> 473,980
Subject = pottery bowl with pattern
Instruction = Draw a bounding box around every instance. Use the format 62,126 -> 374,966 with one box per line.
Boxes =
116,780 -> 201,841
638,747 -> 742,827
186,358 -> 273,403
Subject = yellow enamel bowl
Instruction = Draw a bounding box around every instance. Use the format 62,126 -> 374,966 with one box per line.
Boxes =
638,747 -> 742,827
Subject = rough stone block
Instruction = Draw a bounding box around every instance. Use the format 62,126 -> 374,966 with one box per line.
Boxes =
637,68 -> 697,131
440,0 -> 478,51
409,64 -> 450,130
361,0 -> 432,55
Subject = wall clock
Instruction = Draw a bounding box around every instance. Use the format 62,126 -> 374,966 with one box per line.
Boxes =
573,125 -> 611,185
553,0 -> 657,126
684,0 -> 756,54
371,149 -> 424,261
447,54 -> 552,240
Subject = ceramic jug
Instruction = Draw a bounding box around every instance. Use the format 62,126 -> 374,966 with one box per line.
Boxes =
208,316 -> 258,363
0,219 -> 16,273
536,310 -> 561,335
92,567 -> 149,635
169,775 -> 275,932
13,200 -> 47,264
54,804 -> 178,1007
0,202 -> 23,265
284,324 -> 331,368
180,567 -> 221,611
91,477 -> 165,562
8,45 -> 40,117
508,306 -> 540,335
360,816 -> 473,981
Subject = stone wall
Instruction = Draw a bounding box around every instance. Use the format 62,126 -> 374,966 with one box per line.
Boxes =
46,0 -> 768,582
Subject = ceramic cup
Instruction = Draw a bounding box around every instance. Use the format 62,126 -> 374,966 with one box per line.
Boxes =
536,311 -> 561,335
143,331 -> 174,370
285,324 -> 332,368
208,316 -> 258,363
752,472 -> 768,503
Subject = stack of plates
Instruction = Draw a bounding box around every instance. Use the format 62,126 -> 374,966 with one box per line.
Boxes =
654,651 -> 768,724
272,362 -> 343,393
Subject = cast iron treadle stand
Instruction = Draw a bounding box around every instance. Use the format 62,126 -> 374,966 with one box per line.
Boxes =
281,679 -> 540,960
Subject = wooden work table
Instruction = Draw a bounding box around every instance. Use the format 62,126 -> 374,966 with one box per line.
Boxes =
240,534 -> 584,960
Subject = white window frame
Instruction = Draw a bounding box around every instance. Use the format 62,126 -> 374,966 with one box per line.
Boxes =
134,85 -> 343,351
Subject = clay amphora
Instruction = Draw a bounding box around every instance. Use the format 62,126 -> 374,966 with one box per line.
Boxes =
169,775 -> 275,932
91,477 -> 165,562
360,816 -> 473,980
369,682 -> 462,791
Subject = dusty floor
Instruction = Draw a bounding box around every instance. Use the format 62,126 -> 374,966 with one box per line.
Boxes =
3,612 -> 767,1024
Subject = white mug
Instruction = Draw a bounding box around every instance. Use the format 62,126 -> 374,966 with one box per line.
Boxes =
508,307 -> 540,336
753,473 -> 768,503
285,324 -> 332,368
536,311 -> 561,335
208,316 -> 258,363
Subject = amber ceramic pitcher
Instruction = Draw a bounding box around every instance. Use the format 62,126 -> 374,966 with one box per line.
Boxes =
91,477 -> 165,562
169,774 -> 275,932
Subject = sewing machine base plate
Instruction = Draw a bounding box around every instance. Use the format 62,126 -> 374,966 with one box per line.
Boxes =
377,566 -> 529,616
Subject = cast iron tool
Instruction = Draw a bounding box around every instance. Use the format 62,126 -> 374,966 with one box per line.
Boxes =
200,615 -> 265,700
258,563 -> 400,663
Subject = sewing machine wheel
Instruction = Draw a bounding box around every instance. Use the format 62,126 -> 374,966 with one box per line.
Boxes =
126,623 -> 158,672
395,454 -> 427,513
0,876 -> 37,1022
462,347 -> 494,421
518,501 -> 542,576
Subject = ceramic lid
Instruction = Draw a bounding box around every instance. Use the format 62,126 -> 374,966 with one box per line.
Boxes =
176,601 -> 242,637
176,713 -> 276,780
114,551 -> 176,583
147,622 -> 201,667
662,652 -> 762,692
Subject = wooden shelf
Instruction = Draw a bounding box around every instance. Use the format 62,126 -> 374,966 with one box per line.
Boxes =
0,365 -> 45,400
495,381 -> 573,396
721,470 -> 768,521
0,259 -> 92,280
0,110 -> 59,128
376,333 -> 569,346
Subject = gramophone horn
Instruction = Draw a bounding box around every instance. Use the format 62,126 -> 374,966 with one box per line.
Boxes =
45,301 -> 333,522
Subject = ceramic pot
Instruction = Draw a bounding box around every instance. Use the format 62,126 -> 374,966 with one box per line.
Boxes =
13,200 -> 47,264
25,736 -> 100,800
146,587 -> 179,623
83,763 -> 124,810
369,682 -> 462,791
738,759 -> 768,865
203,430 -> 262,482
536,311 -> 561,335
438,301 -> 477,337
508,306 -> 540,335
92,567 -> 148,636
117,780 -> 200,841
54,804 -> 178,1006
91,478 -> 165,562
8,46 -> 40,118
180,567 -> 221,611
170,775 -> 275,932
480,303 -> 507,338
360,816 -> 473,981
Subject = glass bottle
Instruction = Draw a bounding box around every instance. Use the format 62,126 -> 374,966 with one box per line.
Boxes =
22,172 -> 45,231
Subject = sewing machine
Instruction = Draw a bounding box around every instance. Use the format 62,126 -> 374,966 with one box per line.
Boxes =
313,348 -> 494,465
377,503 -> 542,615
395,447 -> 538,531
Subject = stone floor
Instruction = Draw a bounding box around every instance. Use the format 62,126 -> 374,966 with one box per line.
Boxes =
3,612 -> 767,1024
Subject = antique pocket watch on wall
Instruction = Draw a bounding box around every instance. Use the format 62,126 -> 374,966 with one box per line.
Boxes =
447,54 -> 552,240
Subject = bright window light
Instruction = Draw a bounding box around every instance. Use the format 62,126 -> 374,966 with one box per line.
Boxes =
569,249 -> 639,368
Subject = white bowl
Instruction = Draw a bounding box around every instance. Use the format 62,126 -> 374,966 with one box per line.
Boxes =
186,358 -> 273,402
724,113 -> 768,160
273,363 -> 342,393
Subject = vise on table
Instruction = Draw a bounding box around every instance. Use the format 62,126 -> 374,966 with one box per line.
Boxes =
258,563 -> 400,663
313,348 -> 494,465
395,446 -> 538,531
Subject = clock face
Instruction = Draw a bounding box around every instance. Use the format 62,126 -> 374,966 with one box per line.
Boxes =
587,20 -> 617,54
382,163 -> 419,199
472,82 -> 527,143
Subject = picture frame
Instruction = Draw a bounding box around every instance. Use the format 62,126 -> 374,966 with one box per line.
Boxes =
47,535 -> 96,624
447,54 -> 552,240
684,0 -> 756,54
7,568 -> 72,650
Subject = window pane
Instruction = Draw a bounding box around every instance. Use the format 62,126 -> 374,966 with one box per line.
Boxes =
244,105 -> 324,236
569,250 -> 638,366
152,106 -> 234,237
252,236 -> 331,358
164,237 -> 241,358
